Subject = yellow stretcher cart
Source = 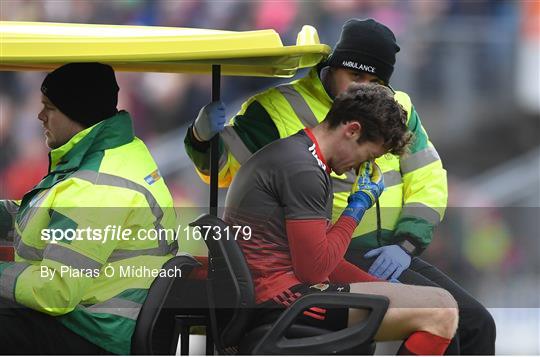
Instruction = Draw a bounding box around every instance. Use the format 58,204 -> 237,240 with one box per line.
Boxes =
0,21 -> 329,76
0,20 -> 331,213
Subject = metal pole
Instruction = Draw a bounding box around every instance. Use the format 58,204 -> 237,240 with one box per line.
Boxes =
209,65 -> 221,216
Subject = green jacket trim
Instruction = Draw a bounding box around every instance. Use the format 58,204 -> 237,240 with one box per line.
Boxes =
47,210 -> 78,245
116,288 -> 149,304
394,216 -> 435,248
51,111 -> 134,172
405,107 -> 429,154
18,112 -> 134,215
232,100 -> 280,153
58,288 -> 148,355
59,308 -> 136,355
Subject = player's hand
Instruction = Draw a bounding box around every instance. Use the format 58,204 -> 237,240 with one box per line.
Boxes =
353,161 -> 384,207
342,161 -> 384,222
193,101 -> 226,142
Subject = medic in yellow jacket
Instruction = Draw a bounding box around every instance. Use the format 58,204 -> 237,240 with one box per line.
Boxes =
185,27 -> 447,260
0,63 -> 177,355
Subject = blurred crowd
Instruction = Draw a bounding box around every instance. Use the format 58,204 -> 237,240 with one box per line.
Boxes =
0,0 -> 531,192
1,2 -> 538,341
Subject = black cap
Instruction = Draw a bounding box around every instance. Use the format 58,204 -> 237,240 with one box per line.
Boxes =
41,63 -> 119,127
327,19 -> 400,84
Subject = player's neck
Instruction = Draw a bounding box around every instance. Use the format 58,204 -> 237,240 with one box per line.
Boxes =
311,124 -> 336,167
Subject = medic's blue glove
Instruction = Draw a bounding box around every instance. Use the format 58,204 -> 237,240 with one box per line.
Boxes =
193,101 -> 226,142
342,162 -> 384,223
364,245 -> 411,281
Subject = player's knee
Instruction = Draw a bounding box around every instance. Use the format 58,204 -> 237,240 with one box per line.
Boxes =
432,289 -> 459,339
437,307 -> 459,339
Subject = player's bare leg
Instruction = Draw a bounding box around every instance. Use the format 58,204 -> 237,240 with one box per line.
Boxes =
347,282 -> 458,354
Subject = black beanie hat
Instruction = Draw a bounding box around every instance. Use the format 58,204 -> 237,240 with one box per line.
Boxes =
327,18 -> 400,84
41,63 -> 119,127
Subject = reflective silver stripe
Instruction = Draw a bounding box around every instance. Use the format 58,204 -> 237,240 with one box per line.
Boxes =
13,191 -> 48,250
0,262 -> 30,300
108,241 -> 178,262
170,239 -> 179,255
13,227 -> 21,252
18,190 -> 51,232
84,298 -> 142,320
383,170 -> 402,188
156,224 -> 170,252
5,230 -> 15,242
16,239 -> 176,266
2,200 -> 18,241
197,144 -> 230,176
43,244 -> 102,271
220,126 -> 253,165
17,208 -> 35,233
276,85 -> 319,128
71,170 -> 164,226
2,200 -> 19,219
16,240 -> 43,261
217,145 -> 229,171
400,147 -> 441,174
70,170 -> 173,261
401,203 -> 441,225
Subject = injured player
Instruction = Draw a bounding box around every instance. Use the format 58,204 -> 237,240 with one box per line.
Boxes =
224,82 -> 458,355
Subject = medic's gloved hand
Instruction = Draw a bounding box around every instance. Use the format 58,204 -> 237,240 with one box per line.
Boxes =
342,162 -> 385,223
364,245 -> 411,281
193,101 -> 226,142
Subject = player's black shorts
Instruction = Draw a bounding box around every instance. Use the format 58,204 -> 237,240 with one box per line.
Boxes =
254,283 -> 351,331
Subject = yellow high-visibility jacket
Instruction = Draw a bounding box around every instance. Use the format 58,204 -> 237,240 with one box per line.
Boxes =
0,111 -> 177,354
185,68 -> 447,251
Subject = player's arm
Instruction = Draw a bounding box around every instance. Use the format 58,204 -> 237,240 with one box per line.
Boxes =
328,259 -> 380,283
285,163 -> 383,283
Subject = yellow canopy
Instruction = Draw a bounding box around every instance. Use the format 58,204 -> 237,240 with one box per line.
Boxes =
0,21 -> 331,77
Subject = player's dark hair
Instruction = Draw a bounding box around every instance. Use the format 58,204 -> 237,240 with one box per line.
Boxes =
324,82 -> 411,155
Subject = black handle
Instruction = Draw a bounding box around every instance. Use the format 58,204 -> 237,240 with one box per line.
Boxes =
253,292 -> 389,355
209,65 -> 221,217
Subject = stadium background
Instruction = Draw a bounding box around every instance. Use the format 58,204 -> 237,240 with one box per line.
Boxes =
1,0 -> 538,354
